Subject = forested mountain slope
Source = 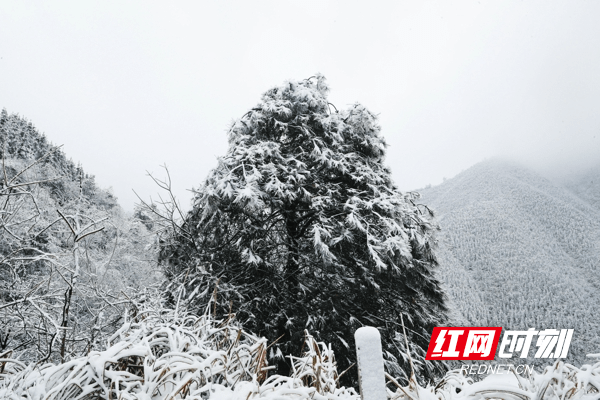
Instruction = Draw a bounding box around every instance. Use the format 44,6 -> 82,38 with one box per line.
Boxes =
0,109 -> 159,362
420,159 -> 600,367
564,163 -> 600,212
0,109 -> 119,210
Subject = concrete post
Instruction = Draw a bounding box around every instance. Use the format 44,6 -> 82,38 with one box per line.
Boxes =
355,326 -> 387,400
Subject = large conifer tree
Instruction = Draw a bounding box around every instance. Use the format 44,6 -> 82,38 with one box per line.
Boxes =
161,75 -> 447,384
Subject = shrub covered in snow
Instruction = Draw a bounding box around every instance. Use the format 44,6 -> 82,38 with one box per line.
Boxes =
1,304 -> 598,399
0,306 -> 359,399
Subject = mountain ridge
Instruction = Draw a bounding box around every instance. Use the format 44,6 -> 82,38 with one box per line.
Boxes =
0,108 -> 119,210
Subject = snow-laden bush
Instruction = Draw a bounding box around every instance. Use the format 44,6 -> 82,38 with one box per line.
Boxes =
0,306 -> 359,399
1,302 -> 598,399
0,147 -> 162,365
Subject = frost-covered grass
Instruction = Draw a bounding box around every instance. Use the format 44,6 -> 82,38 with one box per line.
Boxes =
0,307 -> 598,399
0,308 -> 358,399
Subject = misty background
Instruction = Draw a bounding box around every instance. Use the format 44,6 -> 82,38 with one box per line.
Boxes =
1,1 -> 599,212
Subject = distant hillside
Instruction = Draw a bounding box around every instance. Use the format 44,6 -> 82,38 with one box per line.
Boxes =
0,108 -> 159,285
0,109 -> 159,362
0,108 -> 118,210
420,159 -> 600,367
564,163 -> 600,212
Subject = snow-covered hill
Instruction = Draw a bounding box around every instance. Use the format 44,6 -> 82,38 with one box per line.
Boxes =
420,159 -> 600,368
564,163 -> 600,212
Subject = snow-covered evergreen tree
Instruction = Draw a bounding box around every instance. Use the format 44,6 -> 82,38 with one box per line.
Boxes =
160,75 -> 448,385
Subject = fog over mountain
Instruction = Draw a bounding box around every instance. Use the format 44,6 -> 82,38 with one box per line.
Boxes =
3,2 -> 600,212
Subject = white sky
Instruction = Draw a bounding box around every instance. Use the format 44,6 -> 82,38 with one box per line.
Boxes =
1,1 -> 599,212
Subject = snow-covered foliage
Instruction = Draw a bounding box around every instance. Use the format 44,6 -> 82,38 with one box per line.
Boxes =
159,75 -> 447,385
0,307 -> 359,399
0,112 -> 161,364
1,306 -> 598,400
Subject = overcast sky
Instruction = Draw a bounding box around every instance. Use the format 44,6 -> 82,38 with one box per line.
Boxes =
1,1 -> 599,212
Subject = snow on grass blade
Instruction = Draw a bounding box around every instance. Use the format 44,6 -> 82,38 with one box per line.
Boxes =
0,307 -> 598,399
0,309 -> 359,399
